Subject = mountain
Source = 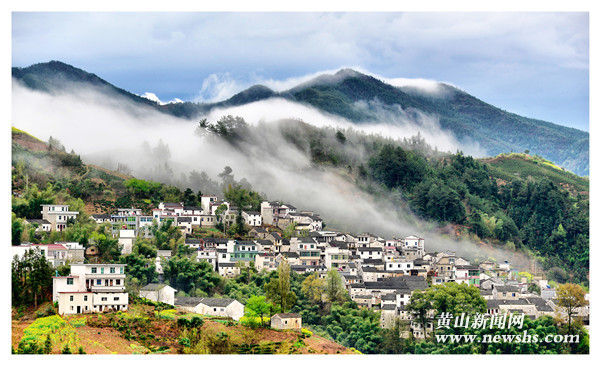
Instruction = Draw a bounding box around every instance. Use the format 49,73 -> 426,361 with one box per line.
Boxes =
12,61 -> 589,175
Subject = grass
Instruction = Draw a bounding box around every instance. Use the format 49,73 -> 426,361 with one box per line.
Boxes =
12,126 -> 43,142
483,152 -> 588,193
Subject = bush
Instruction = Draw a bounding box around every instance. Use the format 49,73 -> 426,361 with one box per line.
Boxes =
156,309 -> 176,320
178,316 -> 204,328
301,328 -> 313,338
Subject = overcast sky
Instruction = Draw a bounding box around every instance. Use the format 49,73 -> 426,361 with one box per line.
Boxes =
12,12 -> 589,131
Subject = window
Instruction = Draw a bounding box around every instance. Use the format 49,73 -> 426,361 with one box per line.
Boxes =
70,295 -> 74,301
67,278 -> 73,285
96,279 -> 102,285
110,267 -> 115,274
114,297 -> 119,301
120,267 -> 124,274
84,295 -> 88,301
115,279 -> 121,285
91,267 -> 97,274
101,297 -> 107,301
101,267 -> 104,274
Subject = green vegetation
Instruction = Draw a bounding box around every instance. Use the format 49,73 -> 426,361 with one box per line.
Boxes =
484,153 -> 588,194
16,315 -> 79,354
12,249 -> 53,307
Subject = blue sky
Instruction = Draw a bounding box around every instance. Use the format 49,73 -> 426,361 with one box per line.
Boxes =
12,12 -> 589,131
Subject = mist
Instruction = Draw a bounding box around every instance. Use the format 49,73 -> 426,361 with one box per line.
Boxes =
12,80 -> 535,269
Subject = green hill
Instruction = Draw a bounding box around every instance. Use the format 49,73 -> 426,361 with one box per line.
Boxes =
483,153 -> 589,195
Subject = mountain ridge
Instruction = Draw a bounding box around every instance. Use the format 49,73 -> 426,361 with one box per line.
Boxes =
12,60 -> 589,175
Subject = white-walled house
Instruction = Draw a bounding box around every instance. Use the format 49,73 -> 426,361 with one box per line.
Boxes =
271,313 -> 302,330
197,249 -> 218,270
52,264 -> 128,315
242,211 -> 262,226
118,229 -> 136,255
41,204 -> 79,232
140,283 -> 177,306
174,297 -> 244,320
357,246 -> 383,260
12,243 -> 68,267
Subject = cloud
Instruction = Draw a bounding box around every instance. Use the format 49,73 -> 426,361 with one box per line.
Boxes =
139,92 -> 184,105
194,72 -> 244,102
140,92 -> 161,103
11,80 -> 535,269
11,12 -> 588,129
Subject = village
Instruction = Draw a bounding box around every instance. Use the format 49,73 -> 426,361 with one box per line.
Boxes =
12,197 -> 590,337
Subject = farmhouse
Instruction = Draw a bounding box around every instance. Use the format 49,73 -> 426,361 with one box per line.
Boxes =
140,283 -> 177,306
270,313 -> 302,330
174,297 -> 244,320
52,264 -> 128,315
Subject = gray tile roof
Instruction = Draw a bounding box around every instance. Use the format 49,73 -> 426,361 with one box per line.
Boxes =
273,313 -> 301,319
140,283 -> 167,291
175,296 -> 236,308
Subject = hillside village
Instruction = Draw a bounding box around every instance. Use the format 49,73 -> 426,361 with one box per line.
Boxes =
12,196 -> 589,339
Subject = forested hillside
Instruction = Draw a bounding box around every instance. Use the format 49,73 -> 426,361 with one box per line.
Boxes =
199,119 -> 589,285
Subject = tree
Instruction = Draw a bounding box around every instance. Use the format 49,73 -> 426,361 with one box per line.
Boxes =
12,249 -> 53,307
427,282 -> 486,315
163,256 -> 221,294
264,260 -> 296,312
324,269 -> 345,304
119,253 -> 156,287
245,295 -> 273,327
301,273 -> 324,306
556,283 -> 587,334
224,183 -> 263,236
12,213 -> 24,245
90,230 -> 121,263
183,188 -> 198,206
406,290 -> 433,339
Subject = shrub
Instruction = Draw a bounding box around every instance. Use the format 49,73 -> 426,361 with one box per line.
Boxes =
301,328 -> 313,338
18,315 -> 78,354
156,309 -> 176,320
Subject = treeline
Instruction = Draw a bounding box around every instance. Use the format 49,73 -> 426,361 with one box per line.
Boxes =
367,146 -> 589,285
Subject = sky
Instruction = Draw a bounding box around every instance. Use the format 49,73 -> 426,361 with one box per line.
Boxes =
12,12 -> 589,131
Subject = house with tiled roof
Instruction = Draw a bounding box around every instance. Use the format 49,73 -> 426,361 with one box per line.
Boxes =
175,296 -> 244,320
140,283 -> 177,305
271,313 -> 302,330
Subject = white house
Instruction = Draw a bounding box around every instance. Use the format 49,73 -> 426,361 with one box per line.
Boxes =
197,249 -> 218,270
357,246 -> 383,260
12,243 -> 68,267
25,218 -> 52,232
270,313 -> 302,330
140,283 -> 177,306
40,204 -> 79,232
175,297 -> 244,320
52,264 -> 128,315
118,229 -> 136,255
242,211 -> 262,226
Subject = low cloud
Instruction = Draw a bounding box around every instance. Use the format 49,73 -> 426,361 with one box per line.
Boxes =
12,80 -> 531,268
140,91 -> 183,105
